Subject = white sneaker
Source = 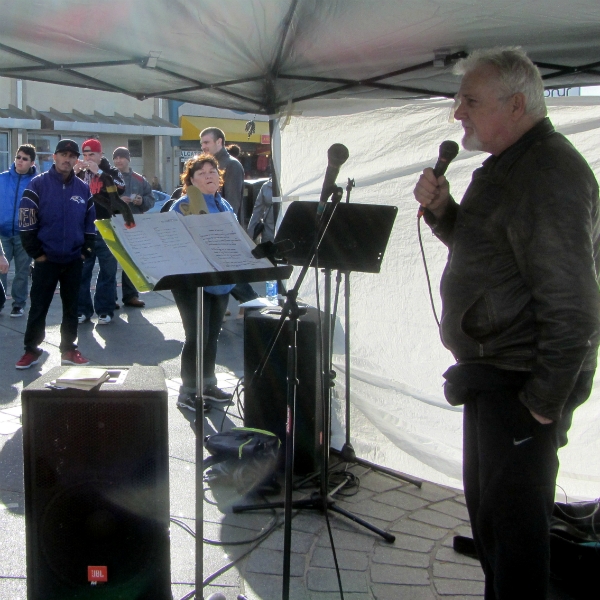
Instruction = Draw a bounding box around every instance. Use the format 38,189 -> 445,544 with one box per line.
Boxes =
77,314 -> 89,324
97,314 -> 112,325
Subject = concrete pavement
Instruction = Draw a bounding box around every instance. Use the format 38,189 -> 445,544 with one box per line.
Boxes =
0,265 -> 575,599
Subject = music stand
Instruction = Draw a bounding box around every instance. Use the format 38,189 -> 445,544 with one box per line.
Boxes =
234,200 -> 401,599
154,263 -> 293,600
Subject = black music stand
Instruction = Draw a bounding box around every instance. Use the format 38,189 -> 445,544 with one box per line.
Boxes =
154,263 -> 293,600
234,200 -> 401,599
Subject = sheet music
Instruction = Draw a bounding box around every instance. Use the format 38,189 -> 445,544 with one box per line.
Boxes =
183,212 -> 274,271
111,213 -> 214,282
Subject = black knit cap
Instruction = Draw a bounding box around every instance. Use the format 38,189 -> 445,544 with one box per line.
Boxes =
112,147 -> 131,160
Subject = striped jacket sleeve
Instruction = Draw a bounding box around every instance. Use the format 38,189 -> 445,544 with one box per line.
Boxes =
19,184 -> 44,259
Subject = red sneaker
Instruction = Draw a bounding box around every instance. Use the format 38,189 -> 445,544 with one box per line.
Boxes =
61,349 -> 90,366
16,350 -> 42,370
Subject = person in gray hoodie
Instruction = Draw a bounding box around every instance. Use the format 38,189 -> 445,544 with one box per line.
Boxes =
112,146 -> 154,307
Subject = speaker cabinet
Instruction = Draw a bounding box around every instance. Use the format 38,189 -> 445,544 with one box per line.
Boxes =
22,365 -> 170,600
244,307 -> 323,474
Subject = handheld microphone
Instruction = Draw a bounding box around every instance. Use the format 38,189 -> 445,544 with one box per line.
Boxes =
433,140 -> 459,178
418,140 -> 459,217
317,143 -> 349,215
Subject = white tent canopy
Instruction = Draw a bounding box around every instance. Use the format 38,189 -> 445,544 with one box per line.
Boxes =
274,96 -> 600,499
1,1 -> 599,497
1,1 -> 600,112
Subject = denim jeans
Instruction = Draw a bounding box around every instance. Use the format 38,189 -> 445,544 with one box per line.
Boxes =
24,258 -> 82,353
121,270 -> 139,302
0,234 -> 32,308
172,286 -> 229,393
230,282 -> 258,303
78,236 -> 117,318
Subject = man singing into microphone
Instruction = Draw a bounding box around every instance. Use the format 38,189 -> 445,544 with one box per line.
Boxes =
414,47 -> 600,599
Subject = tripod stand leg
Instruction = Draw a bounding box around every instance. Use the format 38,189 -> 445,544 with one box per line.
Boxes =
328,502 -> 395,542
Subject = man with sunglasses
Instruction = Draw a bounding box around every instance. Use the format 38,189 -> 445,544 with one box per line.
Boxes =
0,144 -> 37,316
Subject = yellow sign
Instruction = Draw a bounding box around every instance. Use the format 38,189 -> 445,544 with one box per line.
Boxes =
180,116 -> 269,143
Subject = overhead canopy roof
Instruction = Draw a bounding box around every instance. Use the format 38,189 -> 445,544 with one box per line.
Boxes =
0,105 -> 40,129
33,108 -> 181,136
0,0 -> 599,115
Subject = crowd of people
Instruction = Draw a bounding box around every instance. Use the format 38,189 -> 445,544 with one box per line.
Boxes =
2,46 -> 598,598
1,126 -> 275,405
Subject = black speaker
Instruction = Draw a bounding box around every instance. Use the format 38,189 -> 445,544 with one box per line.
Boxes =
22,365 -> 171,600
244,307 -> 323,474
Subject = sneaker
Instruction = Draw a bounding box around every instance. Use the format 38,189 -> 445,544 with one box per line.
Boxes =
10,307 -> 24,318
16,349 -> 42,369
203,384 -> 233,403
61,349 -> 90,365
78,314 -> 90,324
176,394 -> 211,412
115,302 -> 121,310
97,314 -> 112,325
176,394 -> 196,411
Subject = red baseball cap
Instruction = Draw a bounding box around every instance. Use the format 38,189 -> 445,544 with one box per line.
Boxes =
82,138 -> 102,153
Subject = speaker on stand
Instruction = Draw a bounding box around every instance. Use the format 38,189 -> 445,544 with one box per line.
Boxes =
21,365 -> 171,600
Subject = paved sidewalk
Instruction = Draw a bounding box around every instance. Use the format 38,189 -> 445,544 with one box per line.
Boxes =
0,265 -> 575,599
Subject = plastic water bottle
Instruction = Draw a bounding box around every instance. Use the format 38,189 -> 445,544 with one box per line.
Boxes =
266,280 -> 277,304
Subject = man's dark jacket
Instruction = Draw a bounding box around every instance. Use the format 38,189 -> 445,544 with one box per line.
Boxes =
425,118 -> 600,421
77,157 -> 125,220
214,147 -> 244,215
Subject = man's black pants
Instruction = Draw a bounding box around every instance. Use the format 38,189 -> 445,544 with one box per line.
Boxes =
446,365 -> 593,600
24,258 -> 83,353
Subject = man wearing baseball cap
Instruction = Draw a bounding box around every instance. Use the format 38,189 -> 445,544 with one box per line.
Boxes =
16,139 -> 96,369
75,138 -> 125,325
112,146 -> 154,307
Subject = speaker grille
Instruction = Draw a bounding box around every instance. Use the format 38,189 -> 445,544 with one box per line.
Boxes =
244,308 -> 323,474
23,368 -> 170,600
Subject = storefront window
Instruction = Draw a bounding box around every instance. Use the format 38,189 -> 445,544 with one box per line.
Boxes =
128,139 -> 142,157
0,132 -> 9,173
28,134 -> 60,172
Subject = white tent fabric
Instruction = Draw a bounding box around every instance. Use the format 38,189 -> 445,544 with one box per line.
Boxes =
273,97 -> 600,499
1,1 -> 600,112
2,0 -> 600,499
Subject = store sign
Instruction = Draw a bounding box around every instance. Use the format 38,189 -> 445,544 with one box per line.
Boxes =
180,150 -> 198,163
261,134 -> 270,145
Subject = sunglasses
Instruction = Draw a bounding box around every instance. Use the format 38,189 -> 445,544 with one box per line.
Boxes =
15,155 -> 32,161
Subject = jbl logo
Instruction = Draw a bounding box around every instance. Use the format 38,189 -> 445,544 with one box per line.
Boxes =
88,566 -> 108,583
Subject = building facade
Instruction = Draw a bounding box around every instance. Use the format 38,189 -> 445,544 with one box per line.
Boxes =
0,77 -> 181,191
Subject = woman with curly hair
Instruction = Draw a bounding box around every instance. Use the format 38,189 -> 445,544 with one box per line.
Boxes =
170,154 -> 235,410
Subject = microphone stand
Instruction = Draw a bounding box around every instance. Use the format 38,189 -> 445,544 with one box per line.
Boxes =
336,180 -> 422,488
234,187 -> 395,600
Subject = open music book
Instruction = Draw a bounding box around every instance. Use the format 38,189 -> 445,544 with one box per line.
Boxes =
96,211 -> 275,292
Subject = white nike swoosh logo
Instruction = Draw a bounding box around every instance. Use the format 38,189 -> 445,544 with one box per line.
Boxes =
513,436 -> 534,446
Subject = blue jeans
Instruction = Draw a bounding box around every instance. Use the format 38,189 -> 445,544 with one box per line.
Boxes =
121,270 -> 139,302
0,234 -> 32,308
78,237 -> 117,318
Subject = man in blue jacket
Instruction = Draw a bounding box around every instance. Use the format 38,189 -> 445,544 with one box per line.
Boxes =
16,139 -> 96,369
0,144 -> 37,317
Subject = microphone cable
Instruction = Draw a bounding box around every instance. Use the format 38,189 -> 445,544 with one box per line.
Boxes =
417,212 -> 441,328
